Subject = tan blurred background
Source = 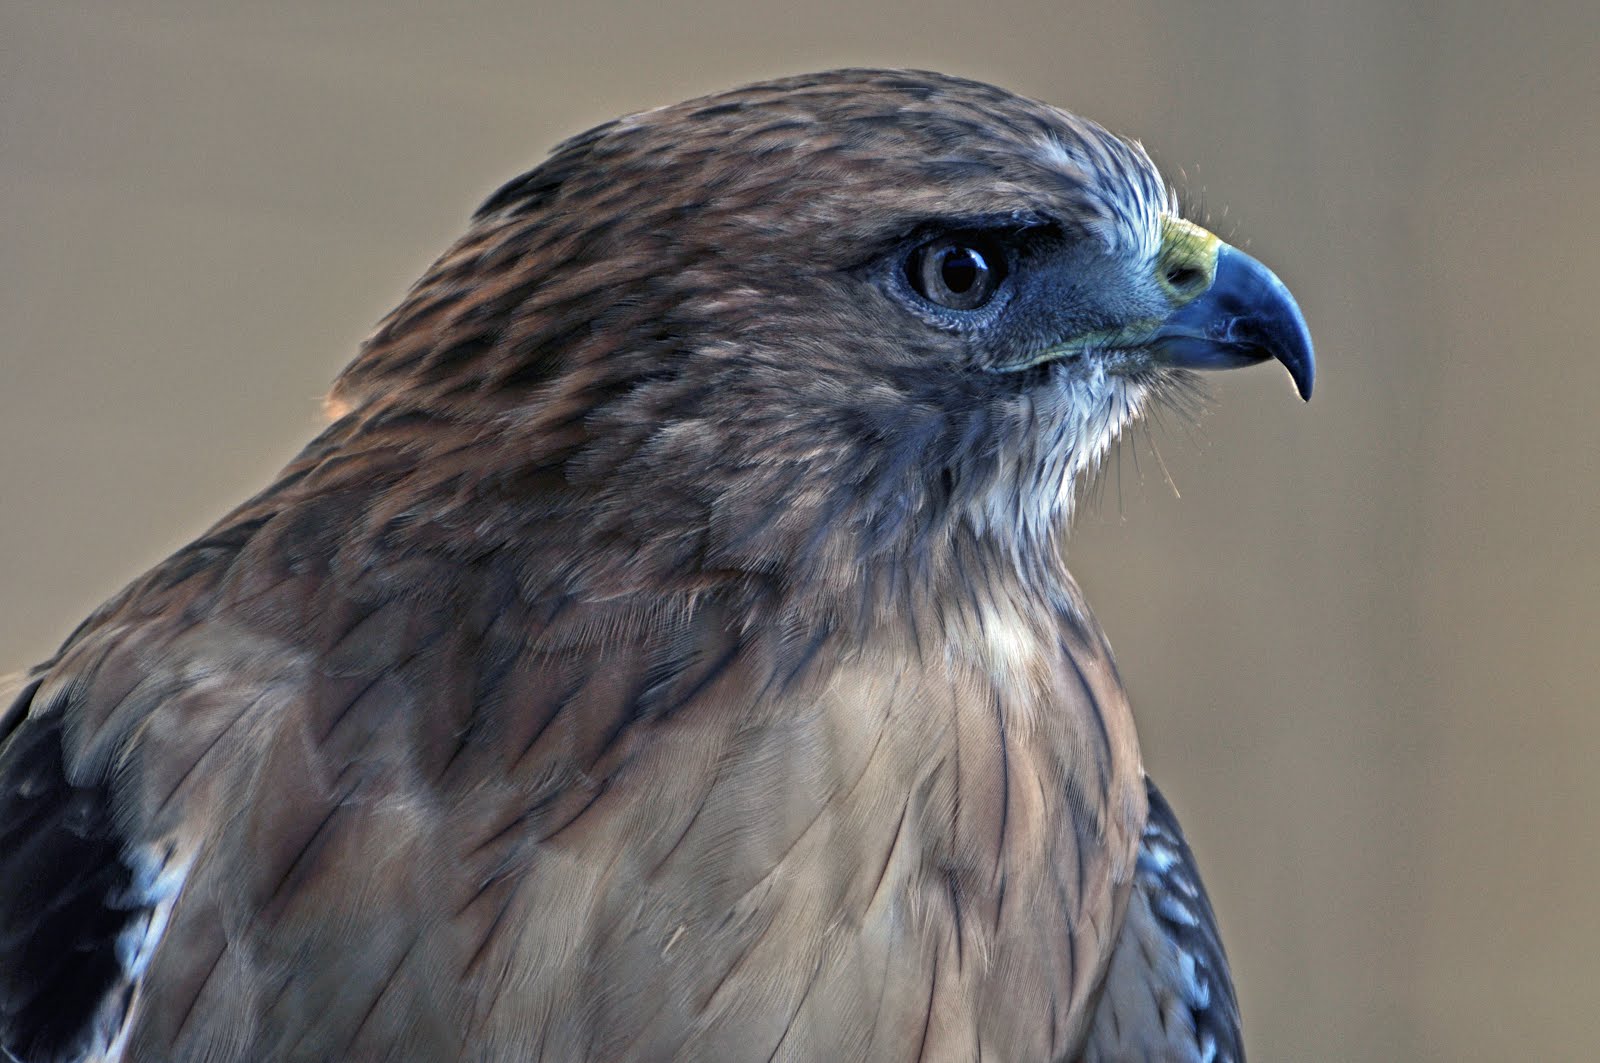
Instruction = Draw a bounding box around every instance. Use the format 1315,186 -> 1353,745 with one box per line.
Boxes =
3,2 -> 1596,1059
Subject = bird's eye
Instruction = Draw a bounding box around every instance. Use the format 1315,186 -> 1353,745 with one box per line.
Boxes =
908,237 -> 1006,311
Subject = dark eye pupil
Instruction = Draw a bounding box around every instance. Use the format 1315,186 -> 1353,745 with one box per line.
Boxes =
911,238 -> 1002,312
940,247 -> 984,294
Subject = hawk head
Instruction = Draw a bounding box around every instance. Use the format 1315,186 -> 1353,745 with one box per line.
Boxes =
328,69 -> 1312,607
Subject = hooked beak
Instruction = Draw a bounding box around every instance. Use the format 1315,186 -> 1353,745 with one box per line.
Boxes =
1149,223 -> 1315,400
990,217 -> 1315,400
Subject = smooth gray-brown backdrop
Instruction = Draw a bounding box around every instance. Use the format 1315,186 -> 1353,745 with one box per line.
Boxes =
4,3 -> 1596,1059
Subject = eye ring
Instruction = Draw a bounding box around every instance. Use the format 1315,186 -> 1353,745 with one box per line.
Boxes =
908,236 -> 1006,311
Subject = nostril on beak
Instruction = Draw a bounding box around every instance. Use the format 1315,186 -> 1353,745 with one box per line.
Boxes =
1164,264 -> 1207,294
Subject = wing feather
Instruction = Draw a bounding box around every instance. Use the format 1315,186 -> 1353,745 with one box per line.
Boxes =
1079,778 -> 1245,1062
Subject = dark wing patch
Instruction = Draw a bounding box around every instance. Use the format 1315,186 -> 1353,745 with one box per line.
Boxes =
0,677 -> 139,1063
1138,781 -> 1244,1062
1078,777 -> 1244,1063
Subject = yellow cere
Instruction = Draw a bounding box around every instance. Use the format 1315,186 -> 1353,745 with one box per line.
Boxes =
1156,216 -> 1222,306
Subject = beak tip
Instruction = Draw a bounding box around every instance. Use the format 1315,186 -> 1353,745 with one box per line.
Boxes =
1286,336 -> 1315,401
1283,316 -> 1315,402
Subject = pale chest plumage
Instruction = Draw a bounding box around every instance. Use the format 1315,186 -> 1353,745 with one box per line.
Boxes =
466,608 -> 1146,1062
40,578 -> 1144,1062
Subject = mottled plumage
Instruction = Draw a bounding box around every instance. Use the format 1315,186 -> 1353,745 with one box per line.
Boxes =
0,70 -> 1307,1061
1085,782 -> 1245,1063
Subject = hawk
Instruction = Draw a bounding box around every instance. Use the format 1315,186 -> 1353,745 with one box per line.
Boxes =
0,70 -> 1311,1062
